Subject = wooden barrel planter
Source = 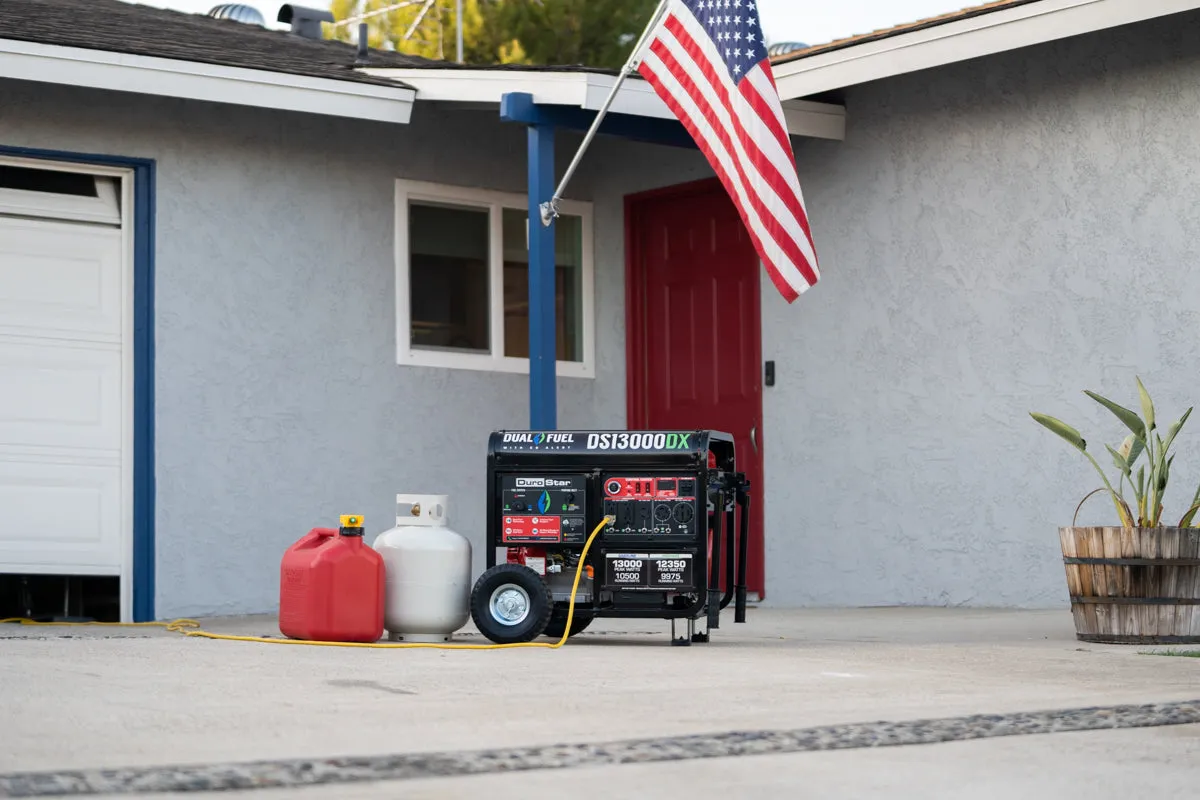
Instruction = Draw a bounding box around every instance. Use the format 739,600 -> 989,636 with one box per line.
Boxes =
1059,526 -> 1200,644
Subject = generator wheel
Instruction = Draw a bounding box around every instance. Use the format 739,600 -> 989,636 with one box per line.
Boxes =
542,603 -> 594,639
470,564 -> 552,644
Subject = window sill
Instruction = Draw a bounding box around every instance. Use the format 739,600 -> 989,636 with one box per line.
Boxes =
397,347 -> 595,379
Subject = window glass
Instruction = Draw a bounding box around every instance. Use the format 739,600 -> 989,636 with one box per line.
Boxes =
501,209 -> 584,363
0,165 -> 98,196
409,202 -> 490,353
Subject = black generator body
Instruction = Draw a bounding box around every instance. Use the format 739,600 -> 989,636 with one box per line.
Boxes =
469,429 -> 751,646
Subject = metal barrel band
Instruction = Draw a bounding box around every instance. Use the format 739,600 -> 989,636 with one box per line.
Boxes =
1062,557 -> 1200,566
1077,633 -> 1200,644
1069,596 -> 1200,605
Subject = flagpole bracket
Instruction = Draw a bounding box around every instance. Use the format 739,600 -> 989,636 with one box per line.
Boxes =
539,199 -> 557,228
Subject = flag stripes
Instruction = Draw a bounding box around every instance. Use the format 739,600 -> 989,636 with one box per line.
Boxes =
635,0 -> 820,302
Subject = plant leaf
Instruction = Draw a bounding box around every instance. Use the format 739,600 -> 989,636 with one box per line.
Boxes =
1136,376 -> 1156,431
1084,390 -> 1146,439
1126,435 -> 1146,467
1162,407 -> 1192,454
1183,501 -> 1200,528
1117,434 -> 1133,460
1106,444 -> 1131,477
1031,413 -> 1086,451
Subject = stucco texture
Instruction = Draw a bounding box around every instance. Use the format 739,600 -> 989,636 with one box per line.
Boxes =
6,8 -> 1200,617
0,80 -> 703,617
765,11 -> 1200,607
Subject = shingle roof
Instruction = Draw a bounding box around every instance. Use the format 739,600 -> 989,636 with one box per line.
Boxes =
0,0 -> 433,86
770,0 -> 1044,66
0,0 -> 622,88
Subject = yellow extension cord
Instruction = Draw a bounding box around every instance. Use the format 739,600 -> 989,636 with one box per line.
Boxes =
1,516 -> 615,651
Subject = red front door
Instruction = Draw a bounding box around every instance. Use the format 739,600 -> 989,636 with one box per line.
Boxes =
625,179 -> 766,598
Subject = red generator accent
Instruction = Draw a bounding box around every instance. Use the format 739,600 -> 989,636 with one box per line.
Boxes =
279,526 -> 385,642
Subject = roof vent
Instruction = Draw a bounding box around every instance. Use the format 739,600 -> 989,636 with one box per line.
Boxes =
767,41 -> 810,57
277,4 -> 334,39
208,3 -> 266,26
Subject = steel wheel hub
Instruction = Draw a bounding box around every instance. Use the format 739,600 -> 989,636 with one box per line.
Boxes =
489,584 -> 530,626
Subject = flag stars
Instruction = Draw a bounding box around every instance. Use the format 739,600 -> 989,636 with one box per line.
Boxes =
690,0 -> 767,80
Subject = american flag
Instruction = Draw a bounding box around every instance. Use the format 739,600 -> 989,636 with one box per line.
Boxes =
635,0 -> 820,302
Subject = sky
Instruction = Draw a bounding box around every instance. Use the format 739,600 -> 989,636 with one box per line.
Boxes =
122,0 -> 974,48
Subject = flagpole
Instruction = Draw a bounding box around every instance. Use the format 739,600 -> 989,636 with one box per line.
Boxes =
539,0 -> 671,226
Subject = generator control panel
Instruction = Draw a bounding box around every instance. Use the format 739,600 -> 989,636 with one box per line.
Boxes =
499,474 -> 589,544
602,475 -> 698,539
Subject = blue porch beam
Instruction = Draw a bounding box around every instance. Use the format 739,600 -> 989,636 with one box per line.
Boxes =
503,92 -> 696,431
526,122 -> 557,430
500,92 -> 698,151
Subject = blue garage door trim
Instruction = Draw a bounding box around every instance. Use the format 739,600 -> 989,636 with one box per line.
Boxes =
0,144 -> 157,622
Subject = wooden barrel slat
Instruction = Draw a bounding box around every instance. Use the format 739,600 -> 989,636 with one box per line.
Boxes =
1060,527 -> 1200,644
1164,532 -> 1179,639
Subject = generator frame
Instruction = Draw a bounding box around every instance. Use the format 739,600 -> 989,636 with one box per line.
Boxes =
472,429 -> 750,646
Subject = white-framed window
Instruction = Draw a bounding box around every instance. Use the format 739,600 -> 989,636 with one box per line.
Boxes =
394,179 -> 595,378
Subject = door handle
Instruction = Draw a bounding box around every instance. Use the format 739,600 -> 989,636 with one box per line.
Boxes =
750,424 -> 757,454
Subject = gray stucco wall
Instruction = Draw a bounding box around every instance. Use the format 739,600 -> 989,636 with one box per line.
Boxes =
0,80 -> 704,618
7,7 -> 1200,617
764,10 -> 1200,607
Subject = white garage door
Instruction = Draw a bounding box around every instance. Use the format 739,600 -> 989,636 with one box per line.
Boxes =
0,160 -> 131,578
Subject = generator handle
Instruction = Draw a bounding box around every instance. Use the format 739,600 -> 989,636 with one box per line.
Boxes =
734,475 -> 750,623
707,488 -> 724,632
720,501 -> 736,610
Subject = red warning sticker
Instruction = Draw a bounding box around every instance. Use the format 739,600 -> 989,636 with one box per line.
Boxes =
501,515 -> 562,543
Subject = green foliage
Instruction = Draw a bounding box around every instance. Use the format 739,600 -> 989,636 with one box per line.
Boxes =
1032,377 -> 1200,528
327,0 -> 661,68
487,0 -> 660,68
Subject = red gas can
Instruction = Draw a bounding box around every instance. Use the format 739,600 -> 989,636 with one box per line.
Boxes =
279,515 -> 385,642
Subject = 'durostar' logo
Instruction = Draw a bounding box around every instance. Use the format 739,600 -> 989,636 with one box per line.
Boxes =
537,490 -> 551,513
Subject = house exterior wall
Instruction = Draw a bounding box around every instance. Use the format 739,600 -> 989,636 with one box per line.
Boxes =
0,80 -> 704,618
6,7 -> 1199,619
764,10 -> 1200,607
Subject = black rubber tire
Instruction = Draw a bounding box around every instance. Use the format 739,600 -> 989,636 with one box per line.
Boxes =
470,564 -> 553,644
542,603 -> 595,639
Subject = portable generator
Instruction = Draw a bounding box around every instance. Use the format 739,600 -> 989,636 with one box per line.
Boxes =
469,429 -> 750,646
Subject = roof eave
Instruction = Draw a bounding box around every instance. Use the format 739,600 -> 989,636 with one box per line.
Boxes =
360,67 -> 847,141
0,37 -> 418,124
771,0 -> 1200,100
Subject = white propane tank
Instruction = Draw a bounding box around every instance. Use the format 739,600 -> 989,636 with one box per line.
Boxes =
371,494 -> 472,642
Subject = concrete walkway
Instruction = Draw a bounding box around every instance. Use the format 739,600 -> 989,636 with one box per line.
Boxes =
1,608 -> 1197,798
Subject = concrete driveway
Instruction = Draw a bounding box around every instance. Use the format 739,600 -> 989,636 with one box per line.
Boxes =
1,608 -> 1197,798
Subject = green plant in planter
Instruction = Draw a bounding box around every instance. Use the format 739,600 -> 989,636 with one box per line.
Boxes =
1031,377 -> 1200,528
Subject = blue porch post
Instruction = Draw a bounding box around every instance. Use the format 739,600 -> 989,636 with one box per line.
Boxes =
500,90 -> 697,431
527,123 -> 557,430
